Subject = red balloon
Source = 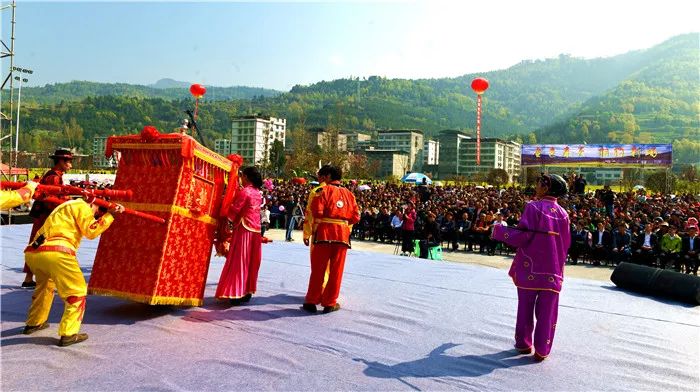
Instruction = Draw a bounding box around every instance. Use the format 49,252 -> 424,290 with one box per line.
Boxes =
471,77 -> 489,94
189,83 -> 207,98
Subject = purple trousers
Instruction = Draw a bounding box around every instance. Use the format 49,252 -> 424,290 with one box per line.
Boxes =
515,288 -> 559,358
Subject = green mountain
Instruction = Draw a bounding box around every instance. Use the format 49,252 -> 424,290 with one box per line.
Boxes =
534,33 -> 700,164
19,80 -> 282,104
6,33 -> 699,164
278,34 -> 698,139
535,33 -> 699,144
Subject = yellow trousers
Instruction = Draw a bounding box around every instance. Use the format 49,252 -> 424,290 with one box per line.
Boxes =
25,251 -> 87,337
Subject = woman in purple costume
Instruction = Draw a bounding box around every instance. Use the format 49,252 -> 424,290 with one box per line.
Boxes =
492,174 -> 571,361
216,167 -> 263,305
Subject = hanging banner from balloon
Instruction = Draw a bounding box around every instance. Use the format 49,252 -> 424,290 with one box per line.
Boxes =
471,77 -> 489,165
189,83 -> 207,119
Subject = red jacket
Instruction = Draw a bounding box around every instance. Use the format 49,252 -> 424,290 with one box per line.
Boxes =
311,181 -> 360,247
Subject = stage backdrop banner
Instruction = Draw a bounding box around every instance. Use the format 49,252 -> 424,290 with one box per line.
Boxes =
521,144 -> 672,167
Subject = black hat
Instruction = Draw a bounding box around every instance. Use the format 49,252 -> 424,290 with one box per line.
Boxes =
540,174 -> 568,197
49,149 -> 74,160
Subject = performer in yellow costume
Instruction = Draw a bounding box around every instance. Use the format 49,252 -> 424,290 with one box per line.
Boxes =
0,182 -> 37,209
23,198 -> 123,347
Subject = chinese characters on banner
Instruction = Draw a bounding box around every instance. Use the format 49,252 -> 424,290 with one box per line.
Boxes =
520,144 -> 672,167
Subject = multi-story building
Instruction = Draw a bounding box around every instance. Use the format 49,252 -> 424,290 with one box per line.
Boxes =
424,139 -> 440,166
364,149 -> 411,179
377,129 -> 424,172
579,168 -> 623,185
436,130 -> 472,179
214,139 -> 232,156
230,115 -> 286,165
92,136 -> 115,168
437,131 -> 521,182
310,127 -> 348,152
344,132 -> 372,152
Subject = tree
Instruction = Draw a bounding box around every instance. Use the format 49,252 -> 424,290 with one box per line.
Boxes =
486,168 -> 510,187
346,154 -> 379,180
527,132 -> 537,144
645,170 -> 676,193
269,140 -> 286,178
678,164 -> 698,182
64,118 -> 84,151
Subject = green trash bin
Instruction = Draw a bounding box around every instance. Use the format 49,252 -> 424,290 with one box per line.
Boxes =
428,246 -> 443,261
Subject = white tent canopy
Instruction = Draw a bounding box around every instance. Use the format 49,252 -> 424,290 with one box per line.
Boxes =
401,172 -> 432,185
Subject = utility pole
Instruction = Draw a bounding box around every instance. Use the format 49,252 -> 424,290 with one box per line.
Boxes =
1,0 -> 17,177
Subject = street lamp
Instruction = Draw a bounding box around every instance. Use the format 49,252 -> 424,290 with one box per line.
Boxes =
11,66 -> 32,174
13,75 -> 28,154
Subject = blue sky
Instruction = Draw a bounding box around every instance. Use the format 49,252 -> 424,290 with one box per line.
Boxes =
2,1 -> 699,91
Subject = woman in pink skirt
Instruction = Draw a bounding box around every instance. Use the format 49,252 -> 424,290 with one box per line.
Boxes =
216,166 -> 263,305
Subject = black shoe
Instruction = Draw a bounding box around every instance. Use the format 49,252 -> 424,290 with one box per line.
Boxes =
21,281 -> 36,289
241,293 -> 252,303
322,303 -> 341,314
515,346 -> 532,355
230,297 -> 245,306
301,303 -> 317,313
59,333 -> 88,347
23,321 -> 49,335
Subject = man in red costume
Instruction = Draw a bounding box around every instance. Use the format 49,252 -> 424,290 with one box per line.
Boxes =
302,165 -> 360,314
23,149 -> 73,288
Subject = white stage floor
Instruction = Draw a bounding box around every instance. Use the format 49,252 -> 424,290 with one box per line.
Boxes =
2,225 -> 699,391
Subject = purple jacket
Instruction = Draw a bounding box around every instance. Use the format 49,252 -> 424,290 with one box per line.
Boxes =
492,196 -> 571,292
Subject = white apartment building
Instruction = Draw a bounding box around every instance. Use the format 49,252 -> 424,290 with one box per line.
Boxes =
424,139 -> 440,166
230,116 -> 286,165
377,129 -> 424,173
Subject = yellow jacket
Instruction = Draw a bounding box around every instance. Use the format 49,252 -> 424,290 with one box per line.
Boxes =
303,182 -> 326,241
32,199 -> 114,252
0,182 -> 37,210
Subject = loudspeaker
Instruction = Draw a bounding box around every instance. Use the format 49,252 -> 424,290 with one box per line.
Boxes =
610,262 -> 700,305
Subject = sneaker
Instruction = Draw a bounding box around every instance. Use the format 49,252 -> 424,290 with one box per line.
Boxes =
322,303 -> 341,314
21,281 -> 36,289
301,303 -> 317,313
59,333 -> 88,347
22,321 -> 49,335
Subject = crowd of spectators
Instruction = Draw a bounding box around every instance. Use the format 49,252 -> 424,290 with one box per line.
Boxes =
261,177 -> 699,275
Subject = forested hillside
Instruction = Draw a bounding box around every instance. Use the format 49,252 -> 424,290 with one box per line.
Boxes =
4,33 -> 698,164
19,80 -> 281,104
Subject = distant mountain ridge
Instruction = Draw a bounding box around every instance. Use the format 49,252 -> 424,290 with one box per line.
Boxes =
9,33 -> 699,164
150,78 -> 191,89
20,80 -> 282,103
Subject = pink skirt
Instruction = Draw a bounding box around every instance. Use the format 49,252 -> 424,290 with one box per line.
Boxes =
215,225 -> 262,299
